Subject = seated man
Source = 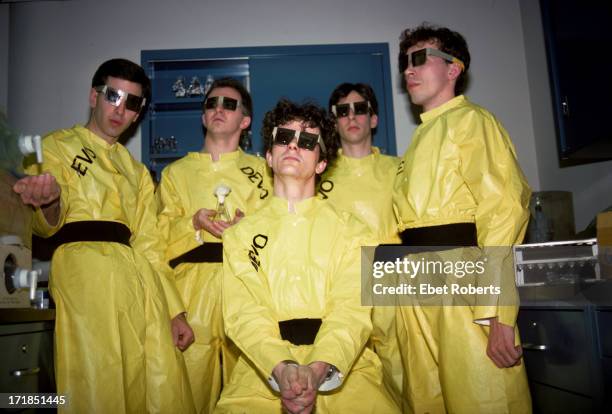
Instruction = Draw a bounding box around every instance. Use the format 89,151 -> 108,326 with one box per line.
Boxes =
215,99 -> 399,414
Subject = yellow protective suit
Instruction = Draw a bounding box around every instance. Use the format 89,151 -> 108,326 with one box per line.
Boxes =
319,147 -> 400,244
215,196 -> 400,413
392,95 -> 532,414
27,125 -> 194,414
318,146 -> 404,404
156,149 -> 271,413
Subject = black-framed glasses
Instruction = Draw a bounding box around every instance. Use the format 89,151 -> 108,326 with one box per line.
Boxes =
331,101 -> 371,118
95,85 -> 146,112
204,96 -> 241,111
399,47 -> 465,73
272,127 -> 326,154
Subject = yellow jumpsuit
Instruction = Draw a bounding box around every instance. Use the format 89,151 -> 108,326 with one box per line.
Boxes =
28,125 -> 194,414
215,196 -> 400,413
156,150 -> 271,413
318,146 -> 404,404
393,96 -> 532,413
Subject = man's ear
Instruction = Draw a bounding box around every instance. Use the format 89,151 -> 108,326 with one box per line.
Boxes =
265,150 -> 273,168
201,113 -> 207,128
89,87 -> 98,109
369,113 -> 379,130
240,115 -> 252,131
315,159 -> 327,175
448,63 -> 462,82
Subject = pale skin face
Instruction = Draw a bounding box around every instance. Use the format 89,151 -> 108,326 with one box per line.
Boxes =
86,76 -> 143,144
202,86 -> 251,140
335,90 -> 378,149
403,40 -> 462,112
266,120 -> 327,183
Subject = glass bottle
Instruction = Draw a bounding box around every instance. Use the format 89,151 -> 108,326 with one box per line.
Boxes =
213,185 -> 231,222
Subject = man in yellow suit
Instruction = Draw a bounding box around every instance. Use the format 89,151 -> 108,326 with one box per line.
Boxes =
157,78 -> 271,413
320,82 -> 403,404
393,24 -> 532,413
215,99 -> 399,413
13,58 -> 195,413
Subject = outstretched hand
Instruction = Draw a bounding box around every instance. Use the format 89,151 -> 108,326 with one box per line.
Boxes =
13,173 -> 61,225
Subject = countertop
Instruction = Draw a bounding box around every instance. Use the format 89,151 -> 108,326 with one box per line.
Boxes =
0,307 -> 55,324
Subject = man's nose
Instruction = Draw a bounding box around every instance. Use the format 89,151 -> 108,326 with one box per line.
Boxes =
287,138 -> 299,150
404,61 -> 416,76
115,101 -> 126,115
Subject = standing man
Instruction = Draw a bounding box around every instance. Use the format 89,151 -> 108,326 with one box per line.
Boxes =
321,82 -> 400,243
393,24 -> 532,413
13,58 -> 195,413
216,99 -> 399,413
320,82 -> 403,404
157,78 -> 271,413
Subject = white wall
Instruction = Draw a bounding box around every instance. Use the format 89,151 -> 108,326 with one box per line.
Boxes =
0,4 -> 8,114
519,0 -> 612,231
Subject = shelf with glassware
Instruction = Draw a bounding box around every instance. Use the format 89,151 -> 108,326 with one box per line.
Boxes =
142,57 -> 250,181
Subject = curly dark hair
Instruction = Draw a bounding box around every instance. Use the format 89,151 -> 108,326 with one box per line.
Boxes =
261,99 -> 337,166
399,23 -> 471,95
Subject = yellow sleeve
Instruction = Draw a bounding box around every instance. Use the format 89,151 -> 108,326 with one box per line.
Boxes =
457,114 -> 531,247
457,113 -> 531,327
132,166 -> 185,318
222,225 -> 295,378
305,217 -> 373,375
156,167 -> 202,263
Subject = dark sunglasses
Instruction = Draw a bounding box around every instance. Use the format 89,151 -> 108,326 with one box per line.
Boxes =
95,85 -> 146,112
204,96 -> 241,111
272,127 -> 326,154
331,101 -> 371,118
398,47 -> 465,73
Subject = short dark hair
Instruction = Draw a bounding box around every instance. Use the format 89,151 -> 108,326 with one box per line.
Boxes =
328,82 -> 379,116
204,78 -> 253,117
399,23 -> 471,94
91,58 -> 151,105
262,99 -> 337,166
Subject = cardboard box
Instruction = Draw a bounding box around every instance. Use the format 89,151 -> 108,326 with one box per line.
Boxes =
597,211 -> 612,278
598,211 -> 612,246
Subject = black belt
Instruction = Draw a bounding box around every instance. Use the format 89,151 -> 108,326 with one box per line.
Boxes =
169,243 -> 223,269
54,221 -> 131,247
279,318 -> 322,345
400,222 -> 477,247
